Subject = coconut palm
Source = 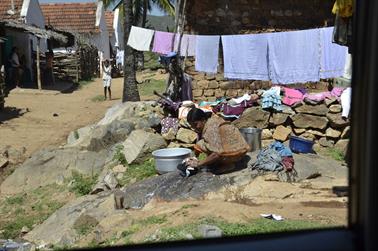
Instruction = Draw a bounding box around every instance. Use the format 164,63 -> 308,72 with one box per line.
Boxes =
102,0 -> 174,102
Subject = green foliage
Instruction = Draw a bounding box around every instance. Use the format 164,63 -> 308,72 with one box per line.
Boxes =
181,204 -> 199,209
138,79 -> 166,98
203,218 -> 324,236
74,130 -> 79,140
5,195 -> 24,205
75,223 -> 96,236
69,171 -> 98,196
118,159 -> 157,187
113,145 -> 127,166
327,147 -> 345,162
1,216 -> 36,239
150,217 -> 325,243
198,153 -> 207,161
143,52 -> 161,70
141,215 -> 167,225
91,95 -> 106,102
0,184 -> 66,239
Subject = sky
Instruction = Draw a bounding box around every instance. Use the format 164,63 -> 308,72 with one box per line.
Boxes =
38,0 -> 167,16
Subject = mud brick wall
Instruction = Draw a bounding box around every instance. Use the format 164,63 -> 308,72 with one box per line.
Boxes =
184,0 -> 335,35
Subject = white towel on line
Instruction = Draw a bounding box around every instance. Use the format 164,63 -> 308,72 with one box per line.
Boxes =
195,35 -> 220,73
268,29 -> 321,84
174,34 -> 197,56
222,33 -> 269,80
127,26 -> 155,51
320,27 -> 348,79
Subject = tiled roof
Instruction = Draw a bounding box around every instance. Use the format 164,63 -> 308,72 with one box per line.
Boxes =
0,0 -> 24,21
105,11 -> 114,35
41,2 -> 100,34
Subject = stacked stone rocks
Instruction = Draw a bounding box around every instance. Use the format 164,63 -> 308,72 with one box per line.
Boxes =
164,98 -> 349,155
231,99 -> 350,154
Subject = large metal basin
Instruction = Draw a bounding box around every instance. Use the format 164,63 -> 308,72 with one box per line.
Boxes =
152,148 -> 192,174
239,128 -> 262,152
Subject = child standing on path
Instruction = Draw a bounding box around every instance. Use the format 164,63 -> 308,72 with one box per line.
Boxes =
102,59 -> 112,100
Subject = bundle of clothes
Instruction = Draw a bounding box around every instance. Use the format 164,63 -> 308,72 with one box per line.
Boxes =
252,141 -> 296,174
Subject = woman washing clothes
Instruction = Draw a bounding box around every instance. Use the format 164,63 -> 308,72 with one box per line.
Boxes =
184,108 -> 250,175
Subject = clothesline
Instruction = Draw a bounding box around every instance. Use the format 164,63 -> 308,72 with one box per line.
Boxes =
127,25 -> 348,85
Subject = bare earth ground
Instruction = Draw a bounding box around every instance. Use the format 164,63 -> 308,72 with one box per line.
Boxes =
0,71 -> 166,159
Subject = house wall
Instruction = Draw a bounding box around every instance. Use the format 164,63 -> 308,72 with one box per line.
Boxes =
184,0 -> 335,35
22,0 -> 47,52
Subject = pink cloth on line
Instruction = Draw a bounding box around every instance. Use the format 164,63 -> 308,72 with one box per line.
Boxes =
152,31 -> 175,55
282,87 -> 304,106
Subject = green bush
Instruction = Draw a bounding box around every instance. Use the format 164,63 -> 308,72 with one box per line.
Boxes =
69,171 -> 98,196
113,145 -> 127,166
118,159 -> 156,187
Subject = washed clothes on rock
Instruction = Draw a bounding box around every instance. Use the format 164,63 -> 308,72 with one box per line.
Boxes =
262,87 -> 282,111
267,29 -> 320,84
252,148 -> 284,172
282,87 -> 304,106
152,31 -> 175,55
252,141 -> 294,172
320,27 -> 348,79
127,26 -> 155,51
214,99 -> 255,116
160,117 -> 179,134
221,34 -> 269,80
195,35 -> 220,73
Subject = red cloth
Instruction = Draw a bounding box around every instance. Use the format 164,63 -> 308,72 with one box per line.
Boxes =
282,156 -> 295,172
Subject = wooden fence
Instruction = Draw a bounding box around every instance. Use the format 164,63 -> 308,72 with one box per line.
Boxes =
53,45 -> 99,82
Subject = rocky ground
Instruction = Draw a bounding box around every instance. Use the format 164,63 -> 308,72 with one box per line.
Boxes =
0,72 -> 349,250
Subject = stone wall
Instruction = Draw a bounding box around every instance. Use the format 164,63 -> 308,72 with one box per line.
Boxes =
186,59 -> 330,102
184,0 -> 335,35
166,99 -> 350,154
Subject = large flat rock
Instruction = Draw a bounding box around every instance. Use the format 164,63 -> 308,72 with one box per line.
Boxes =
233,107 -> 270,129
0,148 -> 109,195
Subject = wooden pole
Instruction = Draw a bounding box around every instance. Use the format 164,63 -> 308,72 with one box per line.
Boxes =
36,38 -> 41,90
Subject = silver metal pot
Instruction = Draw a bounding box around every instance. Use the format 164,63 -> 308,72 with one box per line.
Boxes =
152,148 -> 192,174
239,128 -> 262,152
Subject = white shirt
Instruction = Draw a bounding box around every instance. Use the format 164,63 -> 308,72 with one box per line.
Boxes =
102,65 -> 112,80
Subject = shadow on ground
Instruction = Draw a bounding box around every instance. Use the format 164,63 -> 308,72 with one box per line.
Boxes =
0,107 -> 28,123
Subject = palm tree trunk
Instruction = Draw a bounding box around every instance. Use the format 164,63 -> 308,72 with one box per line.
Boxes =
123,0 -> 140,102
137,0 -> 148,69
122,0 -> 140,102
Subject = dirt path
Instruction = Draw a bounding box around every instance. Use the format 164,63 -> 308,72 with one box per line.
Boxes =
0,71 -> 168,159
0,77 -> 124,158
